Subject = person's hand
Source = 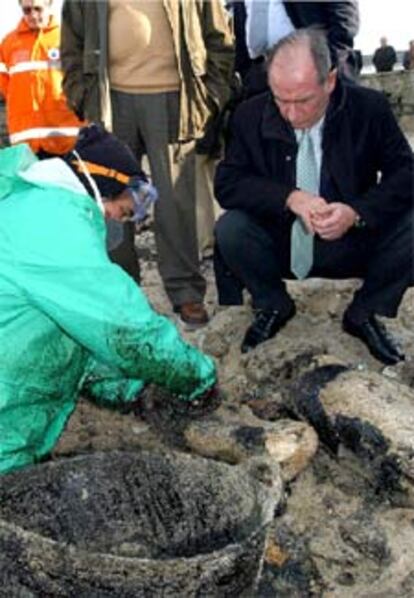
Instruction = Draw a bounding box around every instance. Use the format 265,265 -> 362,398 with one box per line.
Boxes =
311,202 -> 358,240
286,190 -> 329,234
173,383 -> 222,418
119,385 -> 147,417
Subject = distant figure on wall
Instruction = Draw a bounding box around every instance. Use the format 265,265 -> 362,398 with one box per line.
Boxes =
403,40 -> 414,70
354,49 -> 363,75
372,37 -> 397,73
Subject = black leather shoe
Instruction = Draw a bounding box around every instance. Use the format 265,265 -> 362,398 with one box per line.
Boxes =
241,305 -> 296,354
343,313 -> 405,365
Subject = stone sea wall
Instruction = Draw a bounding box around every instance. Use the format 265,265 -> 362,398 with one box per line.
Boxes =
360,70 -> 414,117
360,70 -> 414,140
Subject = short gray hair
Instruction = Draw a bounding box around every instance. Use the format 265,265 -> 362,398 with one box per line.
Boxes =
267,28 -> 332,85
19,0 -> 53,5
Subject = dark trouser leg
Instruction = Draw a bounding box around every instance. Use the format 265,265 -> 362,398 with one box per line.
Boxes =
110,89 -> 206,300
215,210 -> 294,316
109,91 -> 142,285
312,211 -> 413,321
213,241 -> 244,305
108,221 -> 140,284
349,211 -> 413,320
131,92 -> 206,306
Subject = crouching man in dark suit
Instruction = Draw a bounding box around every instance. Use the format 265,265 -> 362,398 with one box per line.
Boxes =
214,28 -> 413,364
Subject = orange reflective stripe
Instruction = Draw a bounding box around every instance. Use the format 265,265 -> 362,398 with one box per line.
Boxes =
9,60 -> 61,74
10,127 -> 80,144
72,160 -> 131,185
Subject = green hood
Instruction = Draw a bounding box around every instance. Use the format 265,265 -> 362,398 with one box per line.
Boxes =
0,144 -> 88,201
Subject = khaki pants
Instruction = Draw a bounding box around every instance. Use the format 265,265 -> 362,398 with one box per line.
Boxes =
195,154 -> 222,258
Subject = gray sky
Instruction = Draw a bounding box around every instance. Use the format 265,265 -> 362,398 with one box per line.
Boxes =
0,1 -> 411,54
355,0 -> 412,53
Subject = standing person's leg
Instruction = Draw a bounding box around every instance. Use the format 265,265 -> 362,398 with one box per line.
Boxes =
134,92 -> 207,322
109,91 -> 144,285
196,154 -> 222,258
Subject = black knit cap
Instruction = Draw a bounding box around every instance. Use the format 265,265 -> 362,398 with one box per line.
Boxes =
66,124 -> 143,198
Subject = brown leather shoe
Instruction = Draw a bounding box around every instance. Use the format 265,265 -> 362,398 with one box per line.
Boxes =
174,303 -> 209,327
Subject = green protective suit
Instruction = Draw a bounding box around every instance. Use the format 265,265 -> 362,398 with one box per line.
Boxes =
0,145 -> 216,475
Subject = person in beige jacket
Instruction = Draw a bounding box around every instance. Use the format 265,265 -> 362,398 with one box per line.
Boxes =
60,0 -> 234,327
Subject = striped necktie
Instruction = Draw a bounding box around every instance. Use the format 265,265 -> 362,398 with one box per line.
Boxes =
290,129 -> 319,280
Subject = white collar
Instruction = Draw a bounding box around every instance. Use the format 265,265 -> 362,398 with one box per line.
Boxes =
19,157 -> 89,196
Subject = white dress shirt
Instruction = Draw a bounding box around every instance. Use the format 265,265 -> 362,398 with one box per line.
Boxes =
245,0 -> 295,59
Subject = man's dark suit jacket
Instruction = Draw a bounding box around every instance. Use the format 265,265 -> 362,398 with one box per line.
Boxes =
215,81 -> 413,232
231,1 -> 360,79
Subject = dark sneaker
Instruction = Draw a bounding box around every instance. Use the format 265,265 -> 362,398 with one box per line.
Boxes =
343,312 -> 405,365
174,303 -> 209,328
241,305 -> 296,353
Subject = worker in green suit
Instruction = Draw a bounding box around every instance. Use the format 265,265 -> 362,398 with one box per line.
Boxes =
0,125 -> 217,475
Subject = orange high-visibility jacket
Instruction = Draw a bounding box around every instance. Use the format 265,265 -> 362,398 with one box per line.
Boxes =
0,16 -> 83,155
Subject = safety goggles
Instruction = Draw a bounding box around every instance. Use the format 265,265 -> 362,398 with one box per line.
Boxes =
124,183 -> 158,223
71,158 -> 157,222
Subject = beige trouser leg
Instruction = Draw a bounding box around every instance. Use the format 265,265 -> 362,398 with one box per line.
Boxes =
195,154 -> 222,258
